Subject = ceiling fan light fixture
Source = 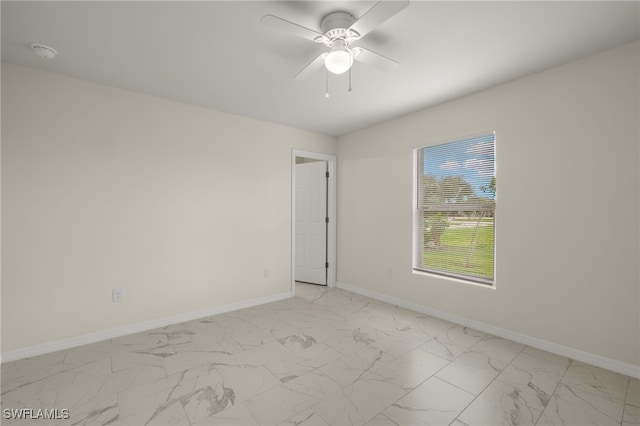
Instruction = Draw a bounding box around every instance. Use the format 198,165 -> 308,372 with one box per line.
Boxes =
324,40 -> 353,74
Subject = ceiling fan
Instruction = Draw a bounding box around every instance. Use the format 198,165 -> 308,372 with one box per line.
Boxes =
261,0 -> 409,80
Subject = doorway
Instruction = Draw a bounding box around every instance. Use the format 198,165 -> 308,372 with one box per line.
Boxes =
291,150 -> 337,294
295,159 -> 327,285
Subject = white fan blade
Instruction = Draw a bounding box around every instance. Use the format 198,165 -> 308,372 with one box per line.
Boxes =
353,47 -> 399,72
349,0 -> 409,39
261,14 -> 324,43
295,53 -> 328,80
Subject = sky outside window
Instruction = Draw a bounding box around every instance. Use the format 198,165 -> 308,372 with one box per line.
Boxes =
422,134 -> 495,200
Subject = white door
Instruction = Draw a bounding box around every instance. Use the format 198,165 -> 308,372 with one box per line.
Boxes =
295,161 -> 327,285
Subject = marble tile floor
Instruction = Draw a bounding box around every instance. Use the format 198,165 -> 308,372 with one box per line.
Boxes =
1,283 -> 638,426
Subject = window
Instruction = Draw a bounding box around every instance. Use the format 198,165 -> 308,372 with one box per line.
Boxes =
414,133 -> 496,285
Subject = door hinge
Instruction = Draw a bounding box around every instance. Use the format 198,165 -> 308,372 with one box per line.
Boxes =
326,171 -> 329,178
325,217 -> 329,224
325,262 -> 329,269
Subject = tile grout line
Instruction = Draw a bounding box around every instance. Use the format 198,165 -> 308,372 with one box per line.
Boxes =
620,376 -> 632,426
298,311 -> 450,424
534,357 -> 574,426
442,339 -> 528,424
365,330 -> 480,424
240,399 -> 262,426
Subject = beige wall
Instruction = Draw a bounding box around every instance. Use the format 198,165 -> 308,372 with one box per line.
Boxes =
1,64 -> 336,351
337,42 -> 640,367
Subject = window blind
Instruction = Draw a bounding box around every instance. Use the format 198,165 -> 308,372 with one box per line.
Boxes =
414,133 -> 496,285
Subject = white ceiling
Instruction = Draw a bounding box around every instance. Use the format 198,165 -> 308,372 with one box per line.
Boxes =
2,1 -> 639,137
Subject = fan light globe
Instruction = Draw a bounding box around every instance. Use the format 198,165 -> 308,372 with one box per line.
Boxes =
324,41 -> 353,74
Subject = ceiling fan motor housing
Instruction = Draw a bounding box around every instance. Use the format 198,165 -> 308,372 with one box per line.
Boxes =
319,11 -> 360,46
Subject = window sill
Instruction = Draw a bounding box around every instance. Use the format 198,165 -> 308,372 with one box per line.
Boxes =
412,269 -> 496,289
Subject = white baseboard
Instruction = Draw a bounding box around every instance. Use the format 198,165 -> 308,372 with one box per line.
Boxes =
1,291 -> 292,364
337,281 -> 640,379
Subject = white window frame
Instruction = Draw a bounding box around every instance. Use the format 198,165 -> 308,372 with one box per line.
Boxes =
413,132 -> 496,286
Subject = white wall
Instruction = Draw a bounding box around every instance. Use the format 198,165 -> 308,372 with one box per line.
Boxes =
337,42 -> 640,368
1,64 -> 336,352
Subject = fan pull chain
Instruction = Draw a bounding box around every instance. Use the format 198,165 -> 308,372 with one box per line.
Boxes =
325,70 -> 330,98
348,67 -> 352,92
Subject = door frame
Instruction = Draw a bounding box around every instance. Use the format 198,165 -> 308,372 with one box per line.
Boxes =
291,150 -> 337,295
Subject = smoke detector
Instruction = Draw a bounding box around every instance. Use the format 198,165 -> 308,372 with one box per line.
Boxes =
31,43 -> 58,59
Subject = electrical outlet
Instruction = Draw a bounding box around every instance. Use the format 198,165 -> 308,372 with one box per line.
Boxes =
385,267 -> 393,279
112,288 -> 124,303
263,268 -> 270,278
